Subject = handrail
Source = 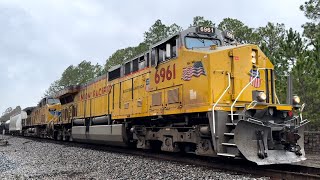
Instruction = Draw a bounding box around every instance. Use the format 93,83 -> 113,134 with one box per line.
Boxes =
247,100 -> 258,110
212,72 -> 231,134
230,68 -> 272,123
274,91 -> 280,104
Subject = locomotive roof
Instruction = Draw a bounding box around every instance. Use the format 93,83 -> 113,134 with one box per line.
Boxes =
54,85 -> 81,98
121,51 -> 148,66
57,26 -> 231,93
107,64 -> 121,72
23,106 -> 36,112
80,73 -> 107,89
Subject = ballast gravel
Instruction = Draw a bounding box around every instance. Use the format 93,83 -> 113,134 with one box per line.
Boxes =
0,136 -> 268,180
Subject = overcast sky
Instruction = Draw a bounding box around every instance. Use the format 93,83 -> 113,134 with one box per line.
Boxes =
0,0 -> 307,114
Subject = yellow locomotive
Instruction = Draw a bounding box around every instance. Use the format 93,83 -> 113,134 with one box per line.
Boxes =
25,96 -> 61,138
26,26 -> 308,165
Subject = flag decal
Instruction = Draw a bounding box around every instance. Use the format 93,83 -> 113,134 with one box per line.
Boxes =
182,61 -> 206,81
249,69 -> 261,88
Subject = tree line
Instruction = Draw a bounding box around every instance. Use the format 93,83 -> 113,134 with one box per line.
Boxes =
40,0 -> 320,128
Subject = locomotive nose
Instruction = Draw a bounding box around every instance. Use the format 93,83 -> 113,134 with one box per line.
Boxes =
234,119 -> 307,165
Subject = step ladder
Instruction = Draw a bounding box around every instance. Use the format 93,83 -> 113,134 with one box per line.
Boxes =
217,108 -> 245,158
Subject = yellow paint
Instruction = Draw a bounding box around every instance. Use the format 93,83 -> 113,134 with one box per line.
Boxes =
71,43 -> 293,121
60,103 -> 76,124
31,103 -> 61,125
273,105 -> 293,111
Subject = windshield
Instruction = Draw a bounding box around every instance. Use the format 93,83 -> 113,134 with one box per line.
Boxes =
47,98 -> 60,105
185,37 -> 221,49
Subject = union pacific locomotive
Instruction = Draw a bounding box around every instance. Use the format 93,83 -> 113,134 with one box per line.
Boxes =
17,26 -> 308,165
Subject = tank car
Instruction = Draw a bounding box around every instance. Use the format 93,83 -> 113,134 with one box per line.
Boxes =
3,120 -> 10,134
9,111 -> 27,135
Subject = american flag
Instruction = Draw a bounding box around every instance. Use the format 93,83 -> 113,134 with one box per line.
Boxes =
182,61 -> 206,81
250,69 -> 261,88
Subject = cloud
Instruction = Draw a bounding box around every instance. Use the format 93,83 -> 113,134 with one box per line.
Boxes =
0,0 -> 307,113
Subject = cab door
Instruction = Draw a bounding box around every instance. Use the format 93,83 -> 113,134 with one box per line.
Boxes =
231,46 -> 264,102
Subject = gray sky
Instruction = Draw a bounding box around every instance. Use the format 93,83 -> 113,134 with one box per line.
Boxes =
0,0 -> 307,113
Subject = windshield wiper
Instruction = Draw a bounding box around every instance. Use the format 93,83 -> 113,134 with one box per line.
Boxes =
192,33 -> 205,43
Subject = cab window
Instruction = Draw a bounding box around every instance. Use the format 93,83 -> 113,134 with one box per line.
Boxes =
185,37 -> 221,49
47,98 -> 60,105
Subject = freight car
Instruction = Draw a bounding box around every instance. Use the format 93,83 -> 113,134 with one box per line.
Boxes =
8,111 -> 27,135
2,120 -> 10,134
7,107 -> 35,135
22,26 -> 308,165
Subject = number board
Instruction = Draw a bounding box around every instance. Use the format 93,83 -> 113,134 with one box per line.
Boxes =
196,26 -> 215,34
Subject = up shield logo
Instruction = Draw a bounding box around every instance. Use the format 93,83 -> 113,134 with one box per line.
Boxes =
49,109 -> 61,117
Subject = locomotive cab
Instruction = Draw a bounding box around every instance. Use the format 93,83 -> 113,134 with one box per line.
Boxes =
25,96 -> 62,138
173,27 -> 308,165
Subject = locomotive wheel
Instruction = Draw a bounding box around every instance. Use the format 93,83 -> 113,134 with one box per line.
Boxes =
57,130 -> 62,141
53,131 -> 58,140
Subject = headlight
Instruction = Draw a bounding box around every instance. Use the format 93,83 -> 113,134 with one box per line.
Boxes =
251,51 -> 257,64
257,92 -> 267,102
293,95 -> 300,104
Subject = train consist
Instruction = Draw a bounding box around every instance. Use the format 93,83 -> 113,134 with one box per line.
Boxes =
3,26 -> 309,165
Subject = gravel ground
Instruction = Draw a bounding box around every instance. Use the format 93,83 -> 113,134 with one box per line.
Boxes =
295,154 -> 320,168
0,136 -> 268,180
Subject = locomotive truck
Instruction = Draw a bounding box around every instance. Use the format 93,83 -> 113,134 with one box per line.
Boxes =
21,26 -> 308,165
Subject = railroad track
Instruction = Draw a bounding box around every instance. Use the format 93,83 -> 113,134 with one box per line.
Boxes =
16,136 -> 320,180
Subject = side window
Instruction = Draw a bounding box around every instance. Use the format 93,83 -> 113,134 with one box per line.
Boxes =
152,36 -> 178,65
171,39 -> 177,58
133,58 -> 139,72
124,62 -> 131,75
60,98 -> 65,104
42,99 -> 46,107
146,53 -> 150,67
166,38 -> 177,59
157,47 -> 165,63
108,68 -> 121,81
151,49 -> 156,66
138,56 -> 145,70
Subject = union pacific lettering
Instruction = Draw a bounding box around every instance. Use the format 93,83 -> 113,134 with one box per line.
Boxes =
80,85 -> 112,101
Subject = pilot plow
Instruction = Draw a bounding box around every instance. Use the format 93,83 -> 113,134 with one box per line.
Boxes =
234,119 -> 308,165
